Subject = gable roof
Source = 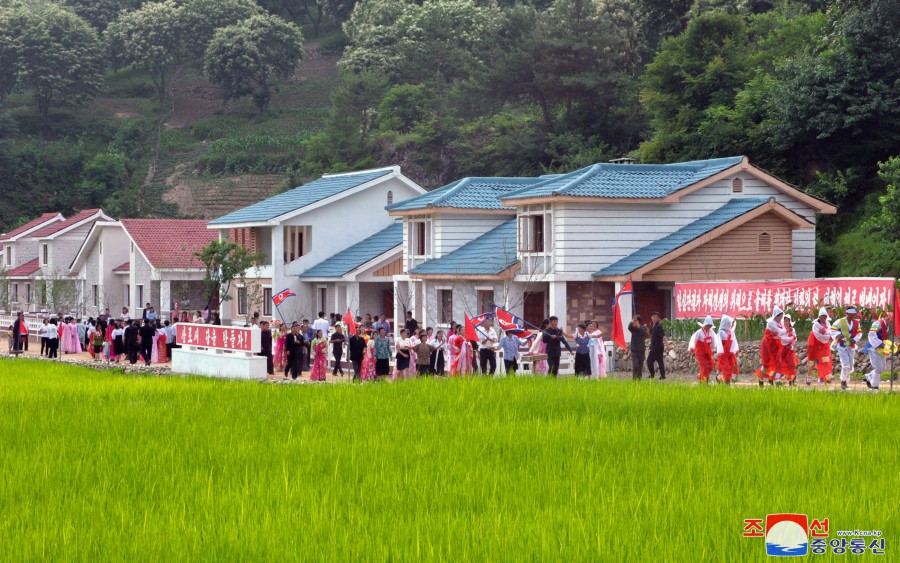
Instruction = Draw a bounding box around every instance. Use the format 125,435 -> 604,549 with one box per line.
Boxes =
31,209 -> 111,239
593,198 -> 812,279
1,213 -> 64,242
300,223 -> 403,279
120,219 -> 217,269
409,219 -> 519,278
7,258 -> 41,277
503,157 -> 744,201
387,177 -> 541,214
208,168 -> 395,226
113,261 -> 130,272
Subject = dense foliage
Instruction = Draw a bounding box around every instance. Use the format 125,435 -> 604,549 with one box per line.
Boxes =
0,0 -> 897,275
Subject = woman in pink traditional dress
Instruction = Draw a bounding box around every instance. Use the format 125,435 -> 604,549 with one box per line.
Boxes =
310,330 -> 328,381
449,324 -> 473,376
63,320 -> 82,354
360,337 -> 376,382
528,319 -> 550,375
156,324 -> 168,363
150,325 -> 160,364
273,323 -> 286,371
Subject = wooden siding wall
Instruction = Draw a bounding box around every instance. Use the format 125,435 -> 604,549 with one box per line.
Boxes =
432,214 -> 512,258
547,172 -> 818,279
642,212 -> 793,281
373,257 -> 402,277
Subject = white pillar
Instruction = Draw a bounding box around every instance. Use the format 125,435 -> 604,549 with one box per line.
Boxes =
160,279 -> 172,320
548,281 -> 567,332
347,283 -> 360,316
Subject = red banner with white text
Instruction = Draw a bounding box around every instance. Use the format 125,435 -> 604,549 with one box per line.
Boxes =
176,323 -> 259,352
674,278 -> 896,319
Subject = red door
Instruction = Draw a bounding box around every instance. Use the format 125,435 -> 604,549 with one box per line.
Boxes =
523,292 -> 545,327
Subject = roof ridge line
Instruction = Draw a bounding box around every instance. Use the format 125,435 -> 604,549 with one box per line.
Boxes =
322,166 -> 396,178
554,163 -> 603,196
431,177 -> 472,206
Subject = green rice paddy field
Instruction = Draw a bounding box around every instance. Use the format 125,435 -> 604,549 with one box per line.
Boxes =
1,359 -> 897,561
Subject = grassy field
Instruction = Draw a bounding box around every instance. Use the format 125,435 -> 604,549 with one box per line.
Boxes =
1,359 -> 896,560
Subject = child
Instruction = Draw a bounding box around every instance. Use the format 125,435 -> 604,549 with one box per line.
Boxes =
413,336 -> 434,376
499,330 -> 522,375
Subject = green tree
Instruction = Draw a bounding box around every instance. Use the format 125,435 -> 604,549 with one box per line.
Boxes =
105,0 -> 183,105
0,8 -> 20,102
63,0 -> 144,32
181,0 -> 261,57
640,11 -> 751,161
202,13 -> 304,113
80,148 -> 128,205
194,240 -> 266,311
8,4 -> 103,117
259,0 -> 327,37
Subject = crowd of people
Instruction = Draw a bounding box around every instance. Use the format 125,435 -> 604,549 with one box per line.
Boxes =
255,311 -> 611,383
680,305 -> 893,390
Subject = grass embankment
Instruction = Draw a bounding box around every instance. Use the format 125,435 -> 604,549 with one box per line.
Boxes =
0,359 -> 896,560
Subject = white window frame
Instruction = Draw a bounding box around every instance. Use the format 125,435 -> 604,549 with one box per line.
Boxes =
137,285 -> 144,308
409,218 -> 432,258
262,286 -> 272,316
124,284 -> 130,308
283,225 -> 312,264
236,285 -> 248,316
25,282 -> 32,304
5,247 -> 10,266
436,286 -> 453,326
317,285 -> 327,315
42,244 -> 49,266
518,205 -> 552,254
12,282 -> 18,302
92,285 -> 99,307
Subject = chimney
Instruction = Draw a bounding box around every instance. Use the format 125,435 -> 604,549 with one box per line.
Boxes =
609,157 -> 636,165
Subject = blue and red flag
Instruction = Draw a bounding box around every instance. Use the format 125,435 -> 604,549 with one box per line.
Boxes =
492,304 -> 535,339
611,279 -> 633,349
272,288 -> 297,306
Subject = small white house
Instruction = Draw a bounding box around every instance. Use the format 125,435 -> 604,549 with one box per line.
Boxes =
207,166 -> 426,324
2,209 -> 112,314
70,219 -> 216,319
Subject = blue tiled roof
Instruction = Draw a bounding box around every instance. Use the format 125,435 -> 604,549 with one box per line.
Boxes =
300,223 -> 402,278
387,177 -> 541,212
503,156 -> 744,201
209,168 -> 393,225
593,198 -> 770,277
410,219 -> 518,276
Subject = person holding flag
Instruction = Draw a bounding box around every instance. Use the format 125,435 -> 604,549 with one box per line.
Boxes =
450,321 -> 474,376
688,315 -> 722,383
863,312 -> 894,391
831,306 -> 862,391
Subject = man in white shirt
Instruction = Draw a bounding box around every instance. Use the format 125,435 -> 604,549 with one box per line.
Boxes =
478,319 -> 499,375
313,311 -> 330,337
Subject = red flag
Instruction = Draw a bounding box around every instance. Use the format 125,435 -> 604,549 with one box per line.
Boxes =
894,288 -> 899,339
272,288 -> 296,306
611,280 -> 633,349
343,308 -> 357,336
465,313 -> 478,342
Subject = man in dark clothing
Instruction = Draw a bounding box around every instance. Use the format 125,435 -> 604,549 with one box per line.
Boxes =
404,311 -> 419,334
647,312 -> 667,380
138,320 -> 156,366
12,312 -> 26,352
628,315 -> 650,380
347,329 -> 367,380
285,323 -> 305,379
542,316 -> 572,377
258,321 -> 274,376
124,320 -> 139,364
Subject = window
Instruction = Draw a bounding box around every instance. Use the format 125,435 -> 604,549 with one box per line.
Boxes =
40,283 -> 46,306
438,289 -> 453,324
42,244 -> 48,266
518,213 -> 551,252
237,286 -> 248,315
263,288 -> 272,316
124,284 -> 130,307
732,178 -> 743,193
99,241 -> 103,255
6,247 -> 11,266
25,283 -> 32,304
317,286 -> 327,313
137,285 -> 144,307
478,290 -> 494,314
410,220 -> 430,257
758,232 -> 772,253
283,225 -> 312,263
387,190 -> 394,205
12,282 -> 18,302
92,285 -> 99,307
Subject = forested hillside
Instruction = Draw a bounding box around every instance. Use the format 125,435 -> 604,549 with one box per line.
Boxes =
0,0 -> 897,275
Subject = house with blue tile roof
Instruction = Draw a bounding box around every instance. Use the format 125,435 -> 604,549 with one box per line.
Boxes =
495,155 -> 835,336
207,167 -> 425,324
385,177 -> 549,329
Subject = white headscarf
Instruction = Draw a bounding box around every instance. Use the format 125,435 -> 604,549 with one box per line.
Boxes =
720,314 -> 733,331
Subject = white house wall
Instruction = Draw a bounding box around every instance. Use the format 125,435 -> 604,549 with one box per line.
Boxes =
548,173 -> 819,280
432,214 -> 512,257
